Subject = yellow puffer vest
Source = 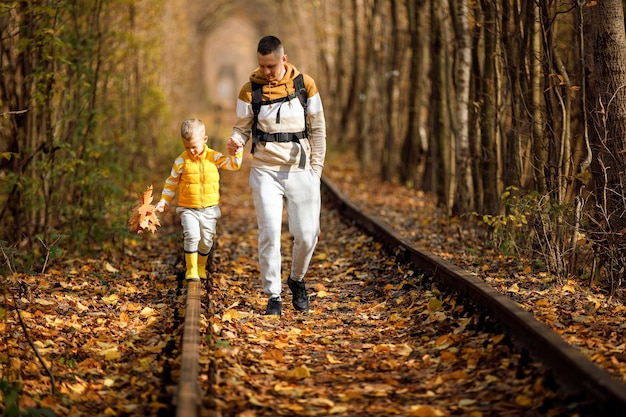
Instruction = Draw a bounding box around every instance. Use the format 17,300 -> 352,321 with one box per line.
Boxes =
177,150 -> 221,208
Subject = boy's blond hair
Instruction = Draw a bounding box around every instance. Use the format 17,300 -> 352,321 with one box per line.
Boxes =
181,118 -> 205,141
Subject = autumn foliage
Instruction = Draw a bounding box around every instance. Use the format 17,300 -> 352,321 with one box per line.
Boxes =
128,185 -> 161,234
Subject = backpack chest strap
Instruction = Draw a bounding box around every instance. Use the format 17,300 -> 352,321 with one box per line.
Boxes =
252,130 -> 307,169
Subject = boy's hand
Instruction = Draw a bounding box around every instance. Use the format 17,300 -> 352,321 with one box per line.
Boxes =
227,137 -> 244,155
155,201 -> 166,212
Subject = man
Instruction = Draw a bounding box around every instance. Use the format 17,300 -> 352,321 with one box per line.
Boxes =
227,35 -> 327,316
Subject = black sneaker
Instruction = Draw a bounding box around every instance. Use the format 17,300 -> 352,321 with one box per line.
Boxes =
287,277 -> 309,312
265,297 -> 282,316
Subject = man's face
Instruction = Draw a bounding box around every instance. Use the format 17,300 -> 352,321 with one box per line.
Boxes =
183,135 -> 207,158
258,50 -> 287,83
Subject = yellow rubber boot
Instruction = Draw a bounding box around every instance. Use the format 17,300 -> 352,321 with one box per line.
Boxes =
185,252 -> 199,280
197,254 -> 208,279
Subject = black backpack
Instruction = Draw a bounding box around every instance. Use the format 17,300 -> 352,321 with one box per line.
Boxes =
250,73 -> 308,169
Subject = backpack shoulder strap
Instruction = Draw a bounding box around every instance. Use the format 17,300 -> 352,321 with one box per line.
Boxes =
250,82 -> 263,152
251,81 -> 263,116
293,74 -> 307,114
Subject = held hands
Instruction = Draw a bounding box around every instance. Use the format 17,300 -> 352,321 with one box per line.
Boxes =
155,201 -> 167,212
227,137 -> 244,156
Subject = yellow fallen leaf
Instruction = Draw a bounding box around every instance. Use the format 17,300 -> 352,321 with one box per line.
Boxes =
316,290 -> 329,298
35,298 -> 55,306
140,306 -> 156,317
102,294 -> 119,305
326,354 -> 342,364
329,406 -> 350,413
562,284 -> 576,292
104,262 -> 119,273
274,339 -> 289,349
285,404 -> 305,412
76,301 -> 90,312
389,313 -> 401,322
144,341 -> 166,353
396,343 -> 413,357
126,302 -> 142,311
119,312 -> 129,323
274,383 -> 294,393
427,297 -> 443,311
222,309 -> 241,322
101,347 -> 121,361
408,404 -> 445,416
67,381 -> 87,395
515,394 -> 532,406
286,365 -> 311,379
24,362 -> 38,373
309,397 -> 335,408
232,264 -> 245,274
485,375 -> 499,383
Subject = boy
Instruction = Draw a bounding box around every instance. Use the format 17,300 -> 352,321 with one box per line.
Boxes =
156,118 -> 243,280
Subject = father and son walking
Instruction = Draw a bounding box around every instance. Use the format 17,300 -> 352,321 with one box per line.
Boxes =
155,35 -> 327,316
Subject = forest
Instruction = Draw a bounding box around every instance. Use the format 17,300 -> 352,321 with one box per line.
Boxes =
1,1 -> 626,290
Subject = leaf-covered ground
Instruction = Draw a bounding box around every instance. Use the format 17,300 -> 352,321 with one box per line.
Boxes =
322,160 -> 626,385
0,154 -> 622,416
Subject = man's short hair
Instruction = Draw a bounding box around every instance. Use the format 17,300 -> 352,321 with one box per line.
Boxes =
257,35 -> 283,56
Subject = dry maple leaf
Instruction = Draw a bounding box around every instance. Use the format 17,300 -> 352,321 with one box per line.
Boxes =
129,185 -> 161,234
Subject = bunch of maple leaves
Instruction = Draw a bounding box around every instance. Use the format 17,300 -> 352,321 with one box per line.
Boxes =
128,185 -> 161,234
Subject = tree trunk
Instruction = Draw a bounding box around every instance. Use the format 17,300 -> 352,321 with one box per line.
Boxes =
451,0 -> 474,214
500,0 -> 522,189
530,1 -> 546,193
357,0 -> 382,170
479,0 -> 498,214
400,0 -> 428,188
424,0 -> 447,201
469,3 -> 483,212
381,1 -> 405,181
585,0 -> 626,234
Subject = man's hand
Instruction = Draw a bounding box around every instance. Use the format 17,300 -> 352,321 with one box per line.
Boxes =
155,201 -> 167,212
227,137 -> 244,156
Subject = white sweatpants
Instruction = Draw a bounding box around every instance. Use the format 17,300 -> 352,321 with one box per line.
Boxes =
176,206 -> 221,254
250,167 -> 321,298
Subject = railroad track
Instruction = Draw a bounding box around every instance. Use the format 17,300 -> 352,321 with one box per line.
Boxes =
170,173 -> 626,416
321,177 -> 626,415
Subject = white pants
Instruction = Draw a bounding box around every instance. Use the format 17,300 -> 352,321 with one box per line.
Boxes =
250,167 -> 321,298
176,206 -> 221,254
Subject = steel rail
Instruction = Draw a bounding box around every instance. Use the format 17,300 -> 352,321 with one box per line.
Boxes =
321,175 -> 626,415
175,280 -> 202,417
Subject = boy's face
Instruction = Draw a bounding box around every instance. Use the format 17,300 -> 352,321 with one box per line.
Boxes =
183,135 -> 207,158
